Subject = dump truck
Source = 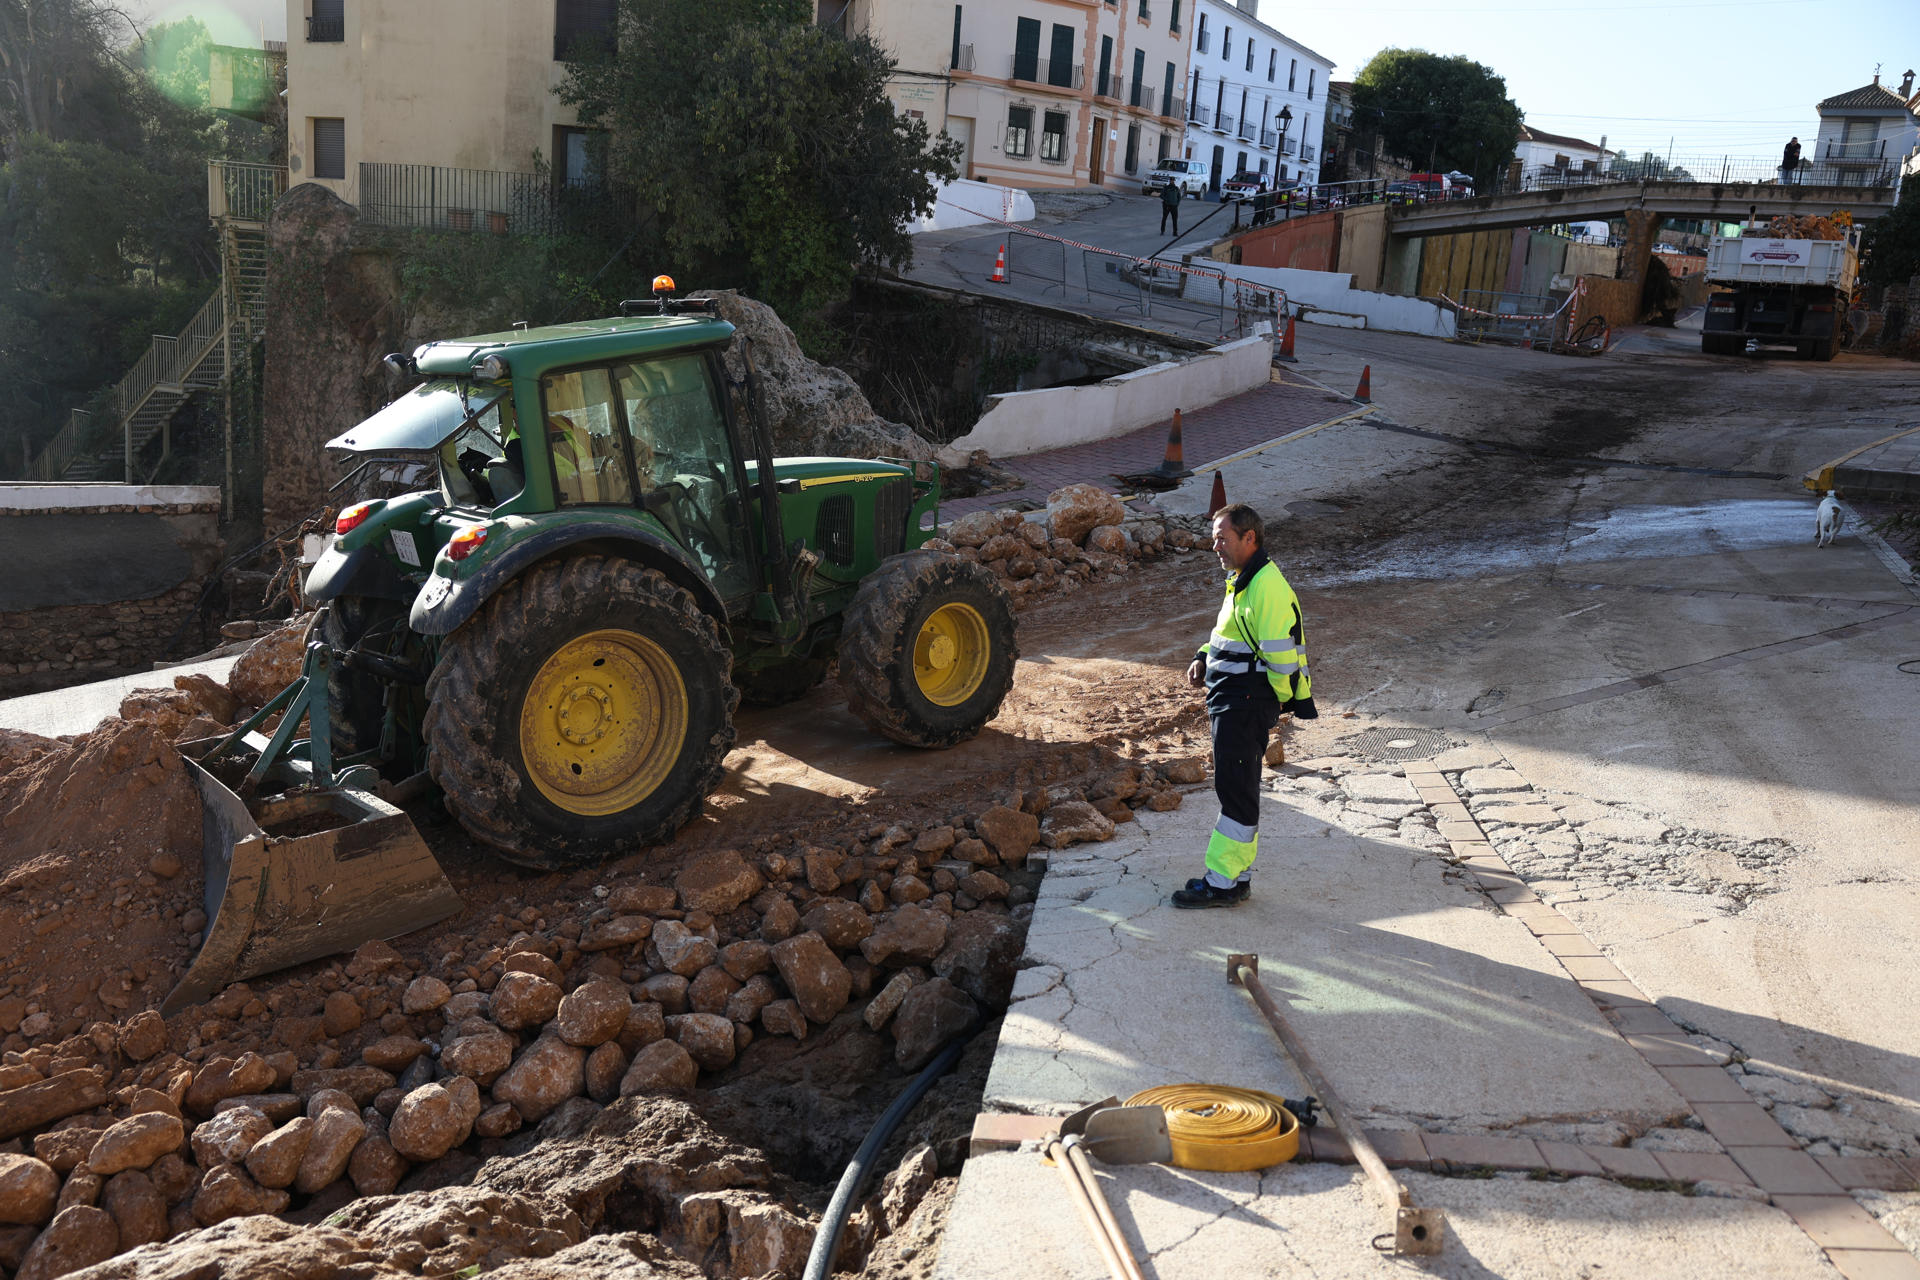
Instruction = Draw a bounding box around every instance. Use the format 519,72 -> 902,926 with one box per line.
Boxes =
1700,228 -> 1859,360
167,284 -> 1018,1010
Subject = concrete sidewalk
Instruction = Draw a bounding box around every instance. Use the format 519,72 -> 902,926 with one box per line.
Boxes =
943,371 -> 1358,520
1806,420 -> 1920,499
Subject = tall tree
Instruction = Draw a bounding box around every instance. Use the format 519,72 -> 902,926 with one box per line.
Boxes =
0,0 -> 136,157
1351,48 -> 1522,189
559,1 -> 957,324
1861,174 -> 1920,287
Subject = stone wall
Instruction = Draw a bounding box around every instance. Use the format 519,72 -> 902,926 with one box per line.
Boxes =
0,487 -> 225,697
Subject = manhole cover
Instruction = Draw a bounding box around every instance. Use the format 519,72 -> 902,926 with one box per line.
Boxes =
1337,726 -> 1454,762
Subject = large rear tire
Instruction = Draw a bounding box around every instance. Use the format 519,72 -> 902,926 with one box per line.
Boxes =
424,555 -> 737,868
838,550 -> 1017,749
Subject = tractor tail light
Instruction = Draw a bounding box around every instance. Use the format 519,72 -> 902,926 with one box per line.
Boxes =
447,523 -> 490,560
336,501 -> 378,535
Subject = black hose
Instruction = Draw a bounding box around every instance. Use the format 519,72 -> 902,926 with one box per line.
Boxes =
800,1031 -> 973,1280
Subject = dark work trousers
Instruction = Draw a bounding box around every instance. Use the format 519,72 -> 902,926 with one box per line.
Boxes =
1160,203 -> 1180,235
1206,696 -> 1281,887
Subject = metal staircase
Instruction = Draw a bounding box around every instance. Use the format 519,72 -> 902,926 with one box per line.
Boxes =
28,162 -> 285,485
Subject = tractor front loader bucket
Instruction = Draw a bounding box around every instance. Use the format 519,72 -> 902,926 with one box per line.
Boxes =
160,639 -> 463,1014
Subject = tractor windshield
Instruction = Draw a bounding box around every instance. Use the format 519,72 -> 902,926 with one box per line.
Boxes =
327,378 -> 507,454
436,389 -> 521,508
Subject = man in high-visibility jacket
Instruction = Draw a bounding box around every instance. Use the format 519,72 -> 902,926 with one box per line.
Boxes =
1176,502 -> 1316,907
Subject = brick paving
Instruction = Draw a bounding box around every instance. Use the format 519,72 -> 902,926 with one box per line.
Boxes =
940,370 -> 1359,521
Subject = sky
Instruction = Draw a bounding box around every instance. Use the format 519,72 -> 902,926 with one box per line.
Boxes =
121,0 -> 1920,165
1273,0 -> 1920,163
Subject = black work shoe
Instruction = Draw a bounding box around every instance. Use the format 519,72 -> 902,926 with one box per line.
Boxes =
1172,879 -> 1250,909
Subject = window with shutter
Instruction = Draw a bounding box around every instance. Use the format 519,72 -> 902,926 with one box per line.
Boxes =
1013,17 -> 1040,81
553,0 -> 616,62
307,0 -> 343,42
1006,106 -> 1033,157
1048,23 -> 1074,87
312,117 -> 345,180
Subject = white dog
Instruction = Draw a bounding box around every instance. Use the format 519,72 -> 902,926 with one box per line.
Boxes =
1815,491 -> 1842,548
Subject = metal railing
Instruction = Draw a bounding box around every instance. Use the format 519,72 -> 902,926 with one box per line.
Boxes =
26,410 -> 90,482
305,15 -> 342,40
1197,30 -> 1209,54
207,161 -> 288,223
1497,153 -> 1902,193
1260,128 -> 1277,148
1450,290 -> 1569,348
1237,118 -> 1255,141
952,43 -> 975,72
1163,94 -> 1186,121
1301,142 -> 1315,162
359,162 -> 573,236
1216,112 -> 1234,135
1190,103 -> 1210,126
1279,136 -> 1296,156
1097,75 -> 1122,101
1825,138 -> 1886,163
1130,80 -> 1151,109
1010,57 -> 1083,89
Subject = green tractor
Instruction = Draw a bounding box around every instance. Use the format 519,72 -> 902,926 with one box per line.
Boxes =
170,289 -> 1016,1008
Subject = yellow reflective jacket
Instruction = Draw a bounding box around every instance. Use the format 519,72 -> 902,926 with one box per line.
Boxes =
1196,549 -> 1315,716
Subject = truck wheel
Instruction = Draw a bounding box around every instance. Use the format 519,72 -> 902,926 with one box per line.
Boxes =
425,555 -> 737,868
733,657 -> 829,707
1812,338 -> 1837,362
838,550 -> 1017,749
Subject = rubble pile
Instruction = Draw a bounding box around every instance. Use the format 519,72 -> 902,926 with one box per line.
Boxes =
0,742 -> 1189,1277
1743,211 -> 1853,241
930,483 -> 1202,608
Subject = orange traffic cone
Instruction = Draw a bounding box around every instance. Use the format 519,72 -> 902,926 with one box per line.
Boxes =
1354,364 -> 1371,402
1206,471 -> 1227,519
989,244 -> 1008,284
1152,408 -> 1192,479
1276,317 -> 1297,362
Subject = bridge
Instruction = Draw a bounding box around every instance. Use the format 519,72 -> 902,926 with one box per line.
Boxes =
1385,178 -> 1899,238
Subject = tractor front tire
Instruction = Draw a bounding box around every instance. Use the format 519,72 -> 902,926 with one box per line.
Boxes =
424,555 -> 737,868
321,596 -> 398,761
838,550 -> 1017,749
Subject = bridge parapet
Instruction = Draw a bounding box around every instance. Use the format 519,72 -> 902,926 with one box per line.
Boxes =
1386,178 -> 1898,238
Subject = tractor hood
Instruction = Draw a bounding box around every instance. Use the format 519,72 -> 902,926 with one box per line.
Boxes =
745,457 -> 916,489
327,380 -> 507,454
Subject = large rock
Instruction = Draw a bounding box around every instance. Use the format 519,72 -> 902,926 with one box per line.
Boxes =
47,1216 -> 390,1280
293,1105 -> 366,1194
120,1011 -> 167,1062
555,981 -> 631,1048
686,965 -> 740,1017
696,290 -> 935,462
362,1036 -> 429,1073
618,1041 -> 697,1095
328,1184 -> 584,1276
15,1205 -> 116,1280
291,1067 -> 394,1107
190,1106 -> 273,1169
725,1196 -> 816,1278
86,1111 -> 183,1175
0,1154 -> 58,1225
443,1029 -> 517,1085
388,1083 -> 474,1162
860,905 -> 950,968
192,1163 -> 290,1225
891,978 -> 978,1070
651,921 -> 718,978
348,1118 -> 408,1198
933,910 -> 1023,1007
674,849 -> 764,915
615,1002 -> 667,1055
584,1043 -> 628,1105
725,974 -> 778,1026
401,976 -> 452,1014
491,971 -> 565,1031
492,1034 -> 586,1125
1046,483 -> 1126,546
669,1014 -> 736,1072
100,1170 -> 167,1249
769,932 -> 851,1025
800,899 -> 873,950
227,619 -> 309,710
972,806 -> 1039,865
243,1117 -> 312,1189
1042,799 -> 1117,848
184,1053 -> 276,1116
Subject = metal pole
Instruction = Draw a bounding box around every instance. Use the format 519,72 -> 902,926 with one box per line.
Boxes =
1226,954 -> 1445,1256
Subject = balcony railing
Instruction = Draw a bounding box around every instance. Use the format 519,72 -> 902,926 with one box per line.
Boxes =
305,15 -> 342,41
1163,94 -> 1186,121
1825,138 -> 1886,163
1130,80 -> 1151,109
951,43 -> 975,72
207,161 -> 288,223
1260,128 -> 1277,148
1301,142 -> 1316,162
1236,117 -> 1255,141
1279,136 -> 1297,156
359,162 -> 589,237
1096,75 -> 1122,101
1009,57 -> 1083,89
1197,30 -> 1209,53
1215,112 -> 1234,136
1190,103 -> 1211,126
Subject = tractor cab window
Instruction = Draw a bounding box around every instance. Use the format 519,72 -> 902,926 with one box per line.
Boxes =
613,355 -> 753,603
541,368 -> 635,506
436,384 -> 519,507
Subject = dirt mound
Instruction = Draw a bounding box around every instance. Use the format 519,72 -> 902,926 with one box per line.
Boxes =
0,717 -> 205,1038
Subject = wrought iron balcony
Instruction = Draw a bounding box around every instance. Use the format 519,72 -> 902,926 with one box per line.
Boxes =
1215,112 -> 1234,135
1010,57 -> 1083,90
305,15 -> 343,40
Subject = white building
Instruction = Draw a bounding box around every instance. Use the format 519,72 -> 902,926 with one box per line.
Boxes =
1178,0 -> 1331,193
1513,125 -> 1613,181
1810,71 -> 1919,187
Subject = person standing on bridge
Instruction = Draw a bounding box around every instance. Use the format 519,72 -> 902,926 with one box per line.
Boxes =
1159,177 -> 1183,236
1781,137 -> 1802,185
1177,503 -> 1317,908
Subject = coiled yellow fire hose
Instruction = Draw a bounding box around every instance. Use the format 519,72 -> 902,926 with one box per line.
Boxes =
1123,1084 -> 1300,1171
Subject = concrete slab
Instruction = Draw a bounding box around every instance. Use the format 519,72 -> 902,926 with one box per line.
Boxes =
0,656 -> 239,738
986,796 -> 1683,1126
936,1153 -> 1833,1279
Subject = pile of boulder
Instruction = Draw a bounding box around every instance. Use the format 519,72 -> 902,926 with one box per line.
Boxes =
0,762 -> 1190,1277
931,483 -> 1202,606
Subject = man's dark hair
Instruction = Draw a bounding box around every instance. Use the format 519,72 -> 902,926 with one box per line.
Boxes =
1214,502 -> 1264,548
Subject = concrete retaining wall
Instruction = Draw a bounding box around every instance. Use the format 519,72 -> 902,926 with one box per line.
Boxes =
1211,263 -> 1457,339
911,180 -> 1038,234
948,335 -> 1272,457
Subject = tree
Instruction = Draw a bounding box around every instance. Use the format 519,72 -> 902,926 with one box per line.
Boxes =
1610,151 -> 1695,183
559,1 -> 957,326
0,0 -> 138,157
1859,175 -> 1920,287
1350,48 -> 1522,190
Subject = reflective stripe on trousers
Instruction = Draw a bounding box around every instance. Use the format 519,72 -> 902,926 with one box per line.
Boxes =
1206,698 -> 1280,887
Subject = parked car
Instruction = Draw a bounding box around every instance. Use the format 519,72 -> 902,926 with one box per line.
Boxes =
1385,181 -> 1427,205
1221,170 -> 1267,201
1143,158 -> 1210,198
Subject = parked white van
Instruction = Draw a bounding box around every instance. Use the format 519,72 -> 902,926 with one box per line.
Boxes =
1143,158 -> 1210,199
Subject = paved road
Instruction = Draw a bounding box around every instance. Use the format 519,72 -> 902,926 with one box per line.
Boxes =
940,248 -> 1920,1275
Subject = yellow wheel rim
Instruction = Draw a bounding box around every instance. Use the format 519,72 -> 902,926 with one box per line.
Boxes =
912,603 -> 990,707
519,629 -> 687,817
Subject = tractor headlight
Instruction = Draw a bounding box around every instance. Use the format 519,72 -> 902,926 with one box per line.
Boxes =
474,354 -> 509,382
